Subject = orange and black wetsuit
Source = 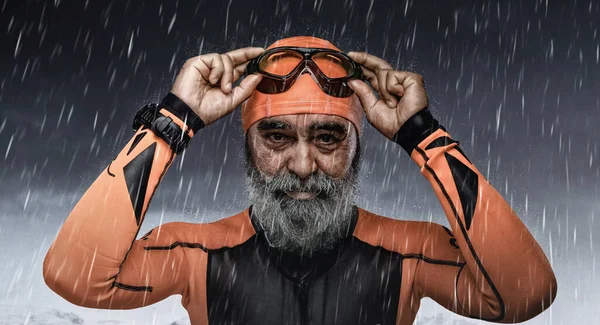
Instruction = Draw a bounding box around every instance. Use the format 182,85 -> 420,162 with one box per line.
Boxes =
43,95 -> 557,325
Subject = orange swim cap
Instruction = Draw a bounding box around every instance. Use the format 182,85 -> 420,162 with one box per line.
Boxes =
241,36 -> 364,136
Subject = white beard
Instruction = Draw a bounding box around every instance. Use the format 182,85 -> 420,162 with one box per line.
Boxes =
245,141 -> 361,255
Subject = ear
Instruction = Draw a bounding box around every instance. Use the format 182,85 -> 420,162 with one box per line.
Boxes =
244,131 -> 252,152
351,120 -> 362,142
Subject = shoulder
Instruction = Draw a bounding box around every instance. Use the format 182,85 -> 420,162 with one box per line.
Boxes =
354,207 -> 464,262
139,208 -> 256,251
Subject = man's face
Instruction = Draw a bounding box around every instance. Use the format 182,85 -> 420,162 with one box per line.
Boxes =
245,113 -> 361,254
248,113 -> 359,184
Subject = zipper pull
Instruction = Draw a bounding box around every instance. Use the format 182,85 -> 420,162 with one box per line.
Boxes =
297,281 -> 308,296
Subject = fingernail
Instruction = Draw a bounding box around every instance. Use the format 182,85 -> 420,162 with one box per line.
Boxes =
226,82 -> 232,91
387,100 -> 395,107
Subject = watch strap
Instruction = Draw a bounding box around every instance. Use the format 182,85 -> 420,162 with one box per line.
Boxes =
391,108 -> 444,154
160,93 -> 205,133
132,103 -> 159,131
151,113 -> 191,155
133,104 -> 191,155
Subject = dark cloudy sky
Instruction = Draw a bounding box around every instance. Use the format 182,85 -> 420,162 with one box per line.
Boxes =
0,0 -> 598,324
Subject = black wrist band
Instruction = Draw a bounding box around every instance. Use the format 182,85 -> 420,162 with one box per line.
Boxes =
160,93 -> 205,133
133,103 -> 192,155
391,108 -> 444,154
150,115 -> 191,154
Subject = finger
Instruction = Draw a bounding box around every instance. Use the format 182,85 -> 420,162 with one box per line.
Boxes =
347,51 -> 393,73
205,54 -> 225,85
221,53 -> 234,93
347,79 -> 380,117
182,56 -> 212,83
360,66 -> 379,91
389,82 -> 405,97
390,71 -> 423,93
232,62 -> 250,84
229,74 -> 263,108
226,47 -> 265,66
377,69 -> 397,108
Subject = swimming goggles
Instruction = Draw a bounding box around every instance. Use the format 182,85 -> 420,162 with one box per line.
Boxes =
245,46 -> 364,98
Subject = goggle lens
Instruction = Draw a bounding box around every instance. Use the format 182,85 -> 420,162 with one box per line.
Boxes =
311,52 -> 353,78
258,50 -> 354,78
258,51 -> 303,76
249,47 -> 362,98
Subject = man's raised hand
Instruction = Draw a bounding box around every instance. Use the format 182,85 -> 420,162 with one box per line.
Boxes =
171,47 -> 264,126
346,51 -> 429,140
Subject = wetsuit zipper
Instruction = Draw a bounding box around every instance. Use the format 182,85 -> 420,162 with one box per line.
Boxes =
297,281 -> 308,325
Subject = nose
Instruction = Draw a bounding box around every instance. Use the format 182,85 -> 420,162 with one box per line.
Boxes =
286,142 -> 318,179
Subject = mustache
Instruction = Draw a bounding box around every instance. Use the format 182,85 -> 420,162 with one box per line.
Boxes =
261,171 -> 341,198
243,135 -> 362,205
243,136 -> 362,253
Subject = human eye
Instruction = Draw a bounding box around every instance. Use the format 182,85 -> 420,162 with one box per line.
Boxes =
316,133 -> 341,145
265,132 -> 289,143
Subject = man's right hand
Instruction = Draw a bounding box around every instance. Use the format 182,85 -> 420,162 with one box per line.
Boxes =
171,47 -> 264,127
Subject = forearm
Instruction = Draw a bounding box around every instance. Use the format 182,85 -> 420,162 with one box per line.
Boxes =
43,105 -> 193,305
395,110 -> 557,322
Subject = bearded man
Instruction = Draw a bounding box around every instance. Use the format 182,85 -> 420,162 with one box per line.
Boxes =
43,36 -> 557,325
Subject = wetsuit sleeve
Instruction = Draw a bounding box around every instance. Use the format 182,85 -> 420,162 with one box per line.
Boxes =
43,100 -> 197,309
394,109 -> 557,323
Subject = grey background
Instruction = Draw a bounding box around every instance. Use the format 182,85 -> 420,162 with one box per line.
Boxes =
0,0 -> 598,323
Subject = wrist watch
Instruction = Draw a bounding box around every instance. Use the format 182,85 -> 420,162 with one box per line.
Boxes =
132,103 -> 192,155
160,92 -> 205,133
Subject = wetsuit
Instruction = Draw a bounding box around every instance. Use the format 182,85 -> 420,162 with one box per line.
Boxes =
43,99 -> 557,325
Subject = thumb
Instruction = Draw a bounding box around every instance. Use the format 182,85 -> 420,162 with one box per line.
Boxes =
229,74 -> 263,108
348,79 -> 379,116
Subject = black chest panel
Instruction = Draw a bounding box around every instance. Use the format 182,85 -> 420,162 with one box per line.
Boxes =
205,226 -> 403,325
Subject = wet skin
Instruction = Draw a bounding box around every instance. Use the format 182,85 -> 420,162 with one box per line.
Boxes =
246,113 -> 358,199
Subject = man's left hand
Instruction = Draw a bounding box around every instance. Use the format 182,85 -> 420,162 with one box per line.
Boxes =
347,52 -> 429,140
